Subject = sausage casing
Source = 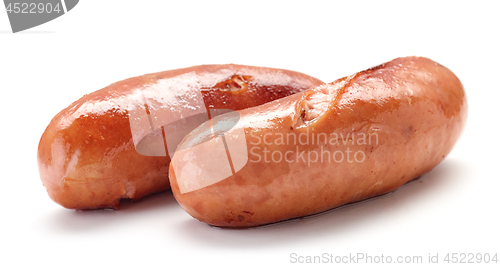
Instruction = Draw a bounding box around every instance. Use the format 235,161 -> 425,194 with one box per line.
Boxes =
169,57 -> 467,227
37,65 -> 323,209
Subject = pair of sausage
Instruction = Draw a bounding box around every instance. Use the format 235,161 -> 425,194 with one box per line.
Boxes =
38,57 -> 467,228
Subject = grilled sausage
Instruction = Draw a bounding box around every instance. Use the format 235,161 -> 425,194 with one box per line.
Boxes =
169,57 -> 467,227
37,64 -> 323,209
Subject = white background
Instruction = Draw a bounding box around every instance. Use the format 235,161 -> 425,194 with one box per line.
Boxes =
1,1 -> 499,266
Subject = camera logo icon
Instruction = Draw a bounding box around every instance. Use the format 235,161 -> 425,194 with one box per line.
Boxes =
128,72 -> 248,194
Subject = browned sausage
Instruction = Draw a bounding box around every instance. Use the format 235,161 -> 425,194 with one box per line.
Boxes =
169,57 -> 467,227
37,65 -> 323,209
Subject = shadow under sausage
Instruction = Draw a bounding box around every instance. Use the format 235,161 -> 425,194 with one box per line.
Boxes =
175,157 -> 471,249
43,190 -> 179,233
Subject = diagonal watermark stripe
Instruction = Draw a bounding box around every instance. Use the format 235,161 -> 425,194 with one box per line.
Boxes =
3,0 -> 78,33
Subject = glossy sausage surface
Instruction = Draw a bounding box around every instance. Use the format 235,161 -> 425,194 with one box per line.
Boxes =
169,57 -> 467,227
38,64 -> 323,209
